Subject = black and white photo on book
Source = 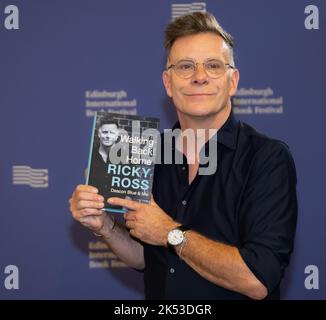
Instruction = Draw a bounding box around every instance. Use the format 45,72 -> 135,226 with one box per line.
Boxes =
87,112 -> 160,213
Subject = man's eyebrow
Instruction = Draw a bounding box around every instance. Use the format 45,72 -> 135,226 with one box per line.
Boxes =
172,56 -> 223,62
170,56 -> 194,62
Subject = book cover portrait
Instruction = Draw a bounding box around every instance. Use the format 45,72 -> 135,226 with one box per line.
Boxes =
87,112 -> 160,213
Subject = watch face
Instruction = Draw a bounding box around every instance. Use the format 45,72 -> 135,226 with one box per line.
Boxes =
167,229 -> 184,246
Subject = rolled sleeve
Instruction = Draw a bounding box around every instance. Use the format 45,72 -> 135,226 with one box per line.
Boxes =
238,141 -> 298,294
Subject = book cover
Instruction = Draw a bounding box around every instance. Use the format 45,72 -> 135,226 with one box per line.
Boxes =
86,112 -> 160,213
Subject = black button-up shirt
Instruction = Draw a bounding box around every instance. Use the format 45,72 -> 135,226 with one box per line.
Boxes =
144,111 -> 297,300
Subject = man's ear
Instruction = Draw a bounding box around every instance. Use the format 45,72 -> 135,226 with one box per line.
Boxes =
229,68 -> 240,97
162,71 -> 172,98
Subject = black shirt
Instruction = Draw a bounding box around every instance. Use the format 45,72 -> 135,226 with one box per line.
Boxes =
145,111 -> 298,300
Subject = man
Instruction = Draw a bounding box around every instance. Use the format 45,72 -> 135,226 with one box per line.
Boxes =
95,116 -> 120,163
87,117 -> 120,203
69,12 -> 297,300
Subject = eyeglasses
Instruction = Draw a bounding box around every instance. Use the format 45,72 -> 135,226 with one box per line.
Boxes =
167,59 -> 235,79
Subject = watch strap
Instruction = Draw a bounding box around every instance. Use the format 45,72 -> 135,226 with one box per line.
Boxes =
176,225 -> 189,232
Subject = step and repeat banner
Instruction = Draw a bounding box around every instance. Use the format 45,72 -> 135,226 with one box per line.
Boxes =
0,0 -> 325,299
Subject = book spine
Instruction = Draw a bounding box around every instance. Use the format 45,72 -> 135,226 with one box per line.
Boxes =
102,208 -> 127,214
85,112 -> 98,184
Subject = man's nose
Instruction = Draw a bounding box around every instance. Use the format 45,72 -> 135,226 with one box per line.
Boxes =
191,63 -> 209,85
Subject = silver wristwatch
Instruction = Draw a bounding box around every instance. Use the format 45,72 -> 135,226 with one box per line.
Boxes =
167,225 -> 188,247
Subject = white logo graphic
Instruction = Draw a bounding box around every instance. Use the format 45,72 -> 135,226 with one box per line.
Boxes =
85,89 -> 137,117
171,2 -> 206,20
233,87 -> 284,115
88,241 -> 128,269
12,165 -> 49,188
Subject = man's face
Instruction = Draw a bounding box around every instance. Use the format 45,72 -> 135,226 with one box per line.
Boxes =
98,123 -> 119,147
162,33 -> 239,119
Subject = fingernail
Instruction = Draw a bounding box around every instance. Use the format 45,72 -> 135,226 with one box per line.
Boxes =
107,198 -> 114,203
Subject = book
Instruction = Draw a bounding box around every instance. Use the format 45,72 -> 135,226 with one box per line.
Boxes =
86,112 -> 160,213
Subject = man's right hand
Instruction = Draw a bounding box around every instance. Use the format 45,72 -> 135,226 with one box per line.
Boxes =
70,185 -> 145,270
69,184 -> 108,234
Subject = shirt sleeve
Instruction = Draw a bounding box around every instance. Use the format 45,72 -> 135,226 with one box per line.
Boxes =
238,140 -> 298,295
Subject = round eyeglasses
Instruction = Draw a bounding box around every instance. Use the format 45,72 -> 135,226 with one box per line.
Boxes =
167,59 -> 235,79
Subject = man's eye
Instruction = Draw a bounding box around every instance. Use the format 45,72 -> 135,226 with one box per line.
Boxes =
206,61 -> 223,70
178,63 -> 194,71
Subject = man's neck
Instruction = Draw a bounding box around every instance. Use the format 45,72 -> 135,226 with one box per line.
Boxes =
175,104 -> 231,165
177,104 -> 231,141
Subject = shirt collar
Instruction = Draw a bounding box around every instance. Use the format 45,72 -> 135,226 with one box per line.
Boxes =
171,110 -> 238,150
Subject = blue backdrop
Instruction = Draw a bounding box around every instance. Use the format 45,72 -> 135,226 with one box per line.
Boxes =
0,0 -> 325,299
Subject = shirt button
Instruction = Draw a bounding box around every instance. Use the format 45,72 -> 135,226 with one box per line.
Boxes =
182,200 -> 187,206
169,268 -> 175,274
182,166 -> 186,171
